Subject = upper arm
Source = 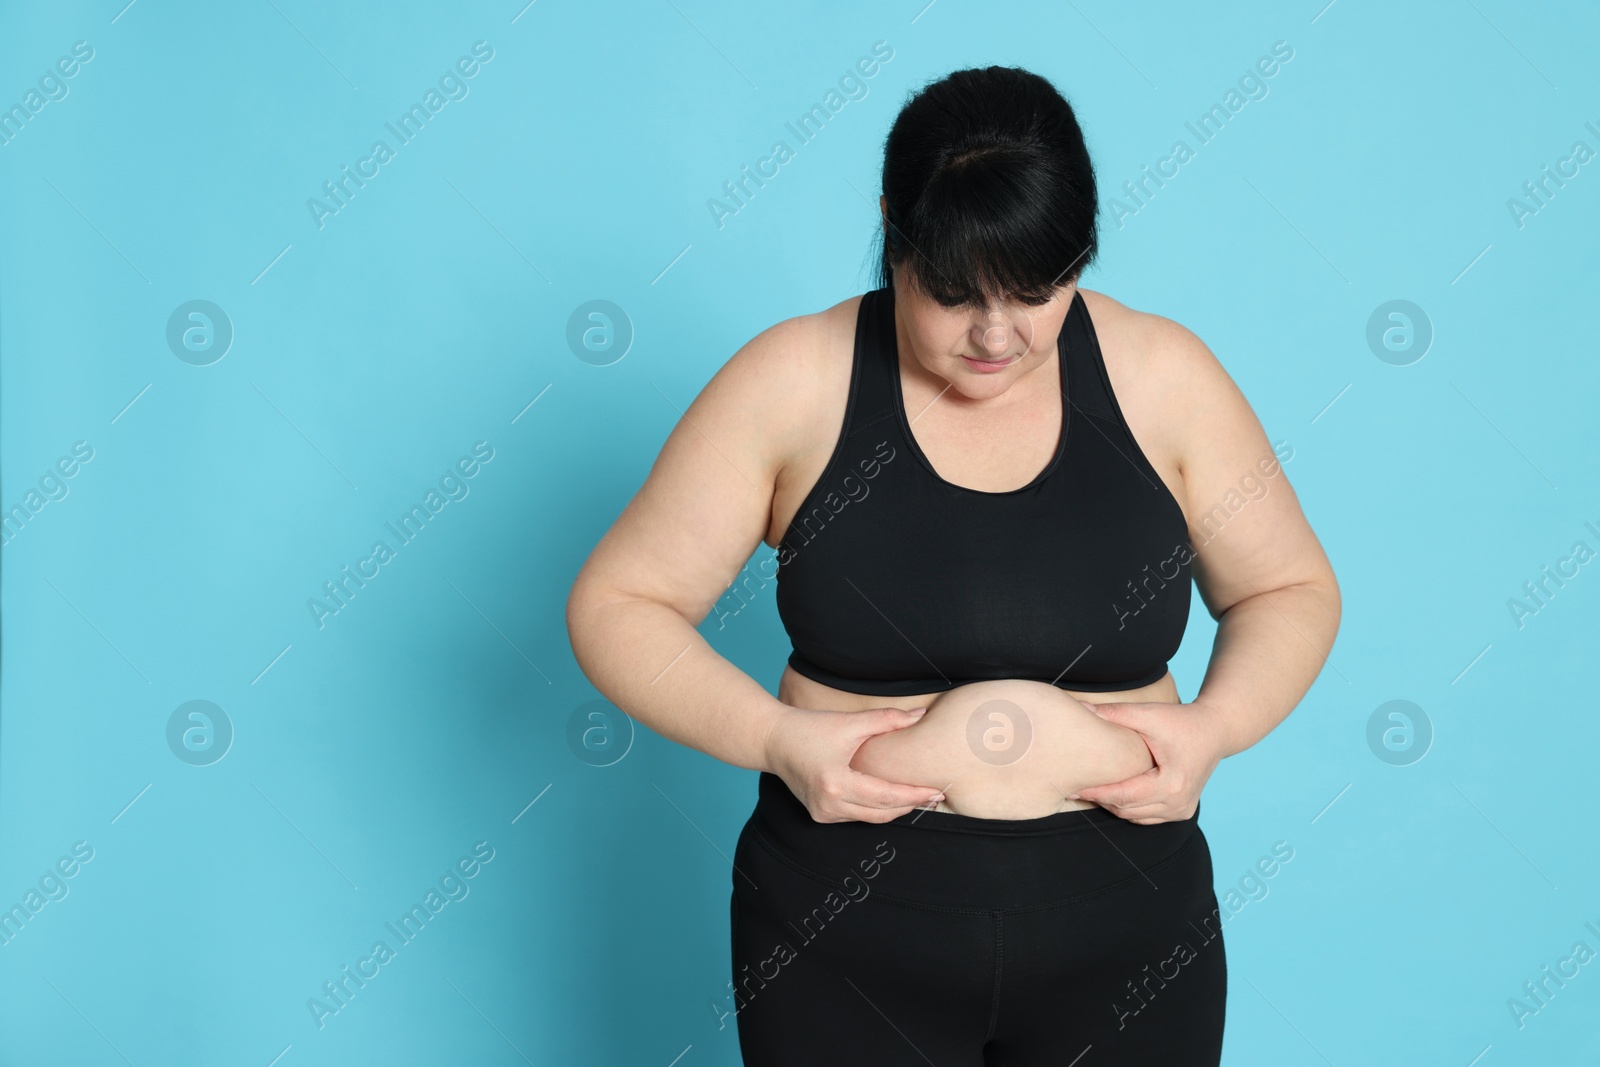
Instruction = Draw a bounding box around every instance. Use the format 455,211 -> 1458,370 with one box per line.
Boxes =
566,313 -> 821,627
1147,318 -> 1339,621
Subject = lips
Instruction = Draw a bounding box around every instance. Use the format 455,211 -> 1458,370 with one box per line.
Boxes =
962,354 -> 1019,373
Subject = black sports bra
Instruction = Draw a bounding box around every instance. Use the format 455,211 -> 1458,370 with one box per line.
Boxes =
772,285 -> 1194,696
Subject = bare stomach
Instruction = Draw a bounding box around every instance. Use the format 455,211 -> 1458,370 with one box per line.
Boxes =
778,665 -> 1179,820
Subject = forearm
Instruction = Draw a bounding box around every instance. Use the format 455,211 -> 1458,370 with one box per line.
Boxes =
567,593 -> 788,772
1192,578 -> 1341,758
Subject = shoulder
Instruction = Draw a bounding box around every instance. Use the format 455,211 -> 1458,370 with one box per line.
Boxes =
728,291 -> 860,381
1077,288 -> 1246,457
1079,287 -> 1227,386
704,291 -> 862,462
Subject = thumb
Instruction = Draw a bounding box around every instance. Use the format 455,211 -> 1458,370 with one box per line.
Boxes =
1082,700 -> 1131,722
865,705 -> 928,735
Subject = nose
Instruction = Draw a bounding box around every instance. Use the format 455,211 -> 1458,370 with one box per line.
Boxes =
981,310 -> 1009,355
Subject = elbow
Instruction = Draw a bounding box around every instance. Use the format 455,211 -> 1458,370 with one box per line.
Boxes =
1292,568 -> 1341,622
565,569 -> 604,663
1207,568 -> 1341,628
1297,567 -> 1342,646
1313,562 -> 1342,625
1326,571 -> 1343,638
565,573 -> 664,670
566,576 -> 625,686
564,575 -> 586,636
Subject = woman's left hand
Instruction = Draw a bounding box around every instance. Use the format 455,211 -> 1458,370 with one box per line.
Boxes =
1067,700 -> 1231,824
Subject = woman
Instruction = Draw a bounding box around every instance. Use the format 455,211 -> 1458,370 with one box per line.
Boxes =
567,66 -> 1339,1065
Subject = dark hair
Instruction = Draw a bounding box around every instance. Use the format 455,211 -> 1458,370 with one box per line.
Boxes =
875,66 -> 1099,307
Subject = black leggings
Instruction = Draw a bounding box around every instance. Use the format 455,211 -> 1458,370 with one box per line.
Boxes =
728,772 -> 1227,1065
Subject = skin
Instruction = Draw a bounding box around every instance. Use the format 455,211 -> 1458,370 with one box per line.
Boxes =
565,208 -> 1341,827
839,677 -> 1161,820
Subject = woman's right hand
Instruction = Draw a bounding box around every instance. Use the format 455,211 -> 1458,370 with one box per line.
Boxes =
763,705 -> 947,824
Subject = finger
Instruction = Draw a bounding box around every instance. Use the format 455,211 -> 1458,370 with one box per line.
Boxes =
1116,795 -> 1197,820
810,790 -> 939,825
1090,795 -> 1175,823
845,770 -> 945,813
1069,768 -> 1159,804
827,801 -> 925,825
1085,700 -> 1143,724
1076,786 -> 1158,814
1098,797 -> 1166,817
1125,803 -> 1185,824
859,706 -> 930,737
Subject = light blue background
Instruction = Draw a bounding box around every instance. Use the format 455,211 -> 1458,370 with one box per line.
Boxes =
3,0 -> 1598,1063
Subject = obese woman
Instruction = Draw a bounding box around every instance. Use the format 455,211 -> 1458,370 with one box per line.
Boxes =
567,65 -> 1340,1065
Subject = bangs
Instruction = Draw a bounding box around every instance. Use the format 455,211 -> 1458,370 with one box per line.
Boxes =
895,149 -> 1093,308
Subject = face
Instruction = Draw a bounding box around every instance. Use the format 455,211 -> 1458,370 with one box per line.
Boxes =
892,268 -> 1075,401
883,199 -> 1075,400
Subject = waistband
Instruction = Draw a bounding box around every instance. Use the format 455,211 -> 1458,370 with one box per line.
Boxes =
784,650 -> 1173,696
748,771 -> 1203,912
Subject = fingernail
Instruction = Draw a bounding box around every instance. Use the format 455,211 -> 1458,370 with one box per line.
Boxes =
1066,793 -> 1081,801
929,794 -> 945,804
909,707 -> 928,716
